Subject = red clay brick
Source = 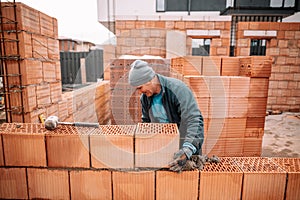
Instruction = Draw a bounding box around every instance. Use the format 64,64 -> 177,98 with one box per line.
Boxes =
0,168 -> 28,199
200,157 -> 243,200
235,157 -> 286,200
112,171 -> 155,200
221,57 -> 240,76
247,97 -> 268,117
46,126 -> 90,168
228,97 -> 248,118
135,123 -> 179,168
70,170 -> 112,200
0,135 -> 3,166
223,117 -> 246,138
156,170 -> 199,200
202,56 -> 221,76
90,125 -> 135,169
208,76 -> 230,98
229,77 -> 250,97
249,78 -> 269,97
203,138 -> 226,157
271,158 -> 300,200
243,137 -> 263,156
27,168 -> 69,199
1,123 -> 46,167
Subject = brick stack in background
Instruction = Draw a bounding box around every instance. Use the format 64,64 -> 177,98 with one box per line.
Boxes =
171,55 -> 272,157
1,123 -> 300,199
1,3 -> 62,123
236,22 -> 300,112
62,81 -> 111,124
110,58 -> 170,125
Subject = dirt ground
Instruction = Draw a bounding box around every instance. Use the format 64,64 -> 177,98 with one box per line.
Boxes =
262,112 -> 300,158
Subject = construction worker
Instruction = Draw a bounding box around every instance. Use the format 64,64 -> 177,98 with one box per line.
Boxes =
128,59 -> 204,172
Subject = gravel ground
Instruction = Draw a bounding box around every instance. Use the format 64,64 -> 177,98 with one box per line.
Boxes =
262,112 -> 300,158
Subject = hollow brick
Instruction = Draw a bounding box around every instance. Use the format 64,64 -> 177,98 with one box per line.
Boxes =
27,168 -> 69,199
156,170 -> 199,200
46,126 -> 90,168
90,125 -> 135,169
0,136 -> 3,166
221,56 -> 240,76
70,170 -> 112,200
0,168 -> 28,199
112,171 -> 155,200
1,123 -> 46,167
235,157 -> 286,200
271,158 -> 300,200
199,157 -> 243,200
135,123 -> 179,168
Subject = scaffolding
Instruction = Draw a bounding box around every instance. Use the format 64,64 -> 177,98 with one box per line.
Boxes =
0,0 -> 25,123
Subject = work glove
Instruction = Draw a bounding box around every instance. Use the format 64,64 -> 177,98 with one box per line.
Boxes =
169,147 -> 193,172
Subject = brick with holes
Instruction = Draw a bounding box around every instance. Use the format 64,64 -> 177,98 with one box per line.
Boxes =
135,123 -> 180,168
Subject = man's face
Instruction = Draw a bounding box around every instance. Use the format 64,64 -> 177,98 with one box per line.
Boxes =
136,80 -> 155,97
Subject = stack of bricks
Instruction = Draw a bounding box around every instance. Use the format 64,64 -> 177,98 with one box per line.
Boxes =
171,55 -> 271,157
0,123 -> 299,199
110,58 -> 170,125
62,81 -> 111,124
1,3 -> 62,122
236,22 -> 300,112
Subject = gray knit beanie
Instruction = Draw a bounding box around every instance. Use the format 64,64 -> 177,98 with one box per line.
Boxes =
128,60 -> 156,86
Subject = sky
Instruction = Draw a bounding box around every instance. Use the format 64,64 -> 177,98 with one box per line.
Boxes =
19,0 -> 114,44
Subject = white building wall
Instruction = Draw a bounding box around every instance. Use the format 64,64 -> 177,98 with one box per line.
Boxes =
97,0 -> 231,22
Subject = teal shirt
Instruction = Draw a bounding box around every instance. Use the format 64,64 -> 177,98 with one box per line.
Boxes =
151,90 -> 169,123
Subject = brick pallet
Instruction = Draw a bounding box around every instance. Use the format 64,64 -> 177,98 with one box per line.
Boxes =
171,56 -> 271,157
0,123 -> 299,199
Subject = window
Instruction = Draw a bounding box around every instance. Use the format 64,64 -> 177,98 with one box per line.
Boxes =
250,39 -> 266,56
192,39 -> 211,56
156,0 -> 166,12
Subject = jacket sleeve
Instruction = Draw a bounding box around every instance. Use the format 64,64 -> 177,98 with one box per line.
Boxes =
176,84 -> 204,154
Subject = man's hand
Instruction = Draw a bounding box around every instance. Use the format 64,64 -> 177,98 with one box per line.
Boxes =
168,149 -> 188,172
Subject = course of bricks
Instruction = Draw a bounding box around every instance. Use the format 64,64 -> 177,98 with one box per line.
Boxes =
0,123 -> 299,199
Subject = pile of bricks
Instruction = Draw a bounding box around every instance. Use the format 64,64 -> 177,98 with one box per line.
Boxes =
1,3 -> 111,124
171,56 -> 272,157
0,123 -> 299,199
62,81 -> 111,124
1,3 -> 61,122
110,58 -> 170,124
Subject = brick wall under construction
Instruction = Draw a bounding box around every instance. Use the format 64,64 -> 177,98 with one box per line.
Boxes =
0,123 -> 299,199
114,20 -> 300,112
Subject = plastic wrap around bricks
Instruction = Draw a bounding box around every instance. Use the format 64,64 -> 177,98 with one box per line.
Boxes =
135,123 -> 179,168
90,125 -> 136,169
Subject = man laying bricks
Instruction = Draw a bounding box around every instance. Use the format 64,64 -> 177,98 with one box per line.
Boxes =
128,59 -> 204,172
